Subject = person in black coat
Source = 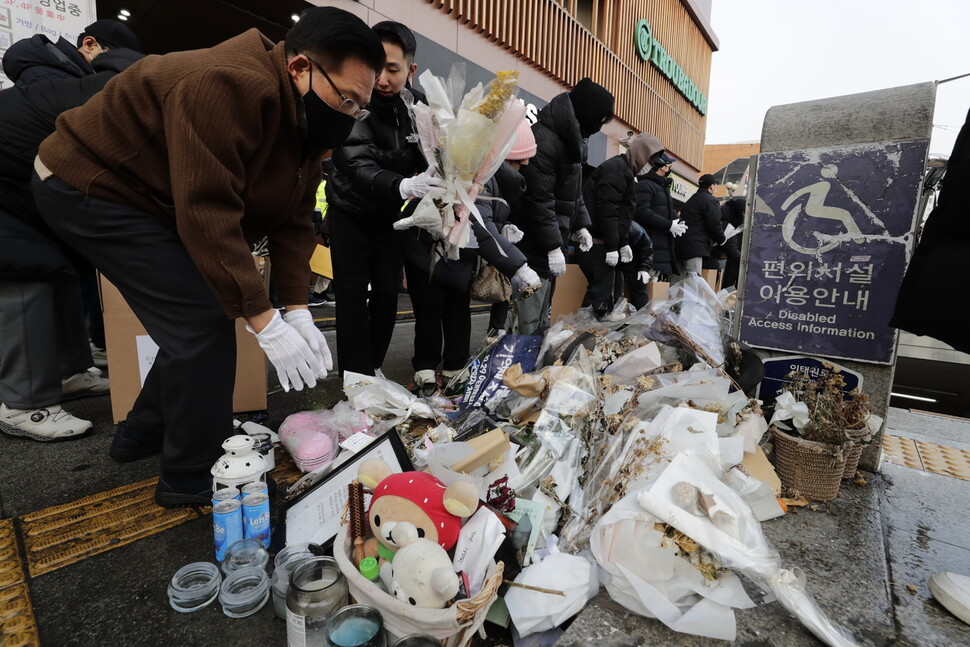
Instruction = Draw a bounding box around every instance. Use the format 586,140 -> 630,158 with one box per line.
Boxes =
891,107 -> 970,354
0,45 -> 142,442
401,153 -> 540,395
633,136 -> 685,278
2,19 -> 141,88
326,21 -> 445,376
675,174 -> 726,277
617,220 -> 655,310
512,78 -> 614,333
577,132 -> 653,314
717,197 -> 745,290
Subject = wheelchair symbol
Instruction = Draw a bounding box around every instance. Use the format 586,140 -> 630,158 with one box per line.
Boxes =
780,164 -> 866,255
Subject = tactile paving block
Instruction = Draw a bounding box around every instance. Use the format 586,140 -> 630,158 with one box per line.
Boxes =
914,440 -> 970,481
0,519 -> 39,647
882,435 -> 923,470
19,478 -> 202,577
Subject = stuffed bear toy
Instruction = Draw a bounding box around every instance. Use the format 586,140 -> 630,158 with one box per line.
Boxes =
381,522 -> 460,608
357,458 -> 478,562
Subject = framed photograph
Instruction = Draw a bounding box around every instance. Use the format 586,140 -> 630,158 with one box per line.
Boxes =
284,430 -> 413,550
0,9 -> 10,30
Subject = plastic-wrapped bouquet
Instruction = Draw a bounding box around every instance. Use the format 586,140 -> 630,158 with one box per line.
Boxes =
394,65 -> 527,260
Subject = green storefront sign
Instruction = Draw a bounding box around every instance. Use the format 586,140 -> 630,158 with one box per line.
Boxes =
634,18 -> 707,115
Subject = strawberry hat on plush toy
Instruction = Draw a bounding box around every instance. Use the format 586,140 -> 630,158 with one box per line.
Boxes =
358,459 -> 479,556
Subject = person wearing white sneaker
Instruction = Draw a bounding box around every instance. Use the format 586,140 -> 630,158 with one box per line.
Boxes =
60,367 -> 110,400
0,404 -> 92,442
929,571 -> 970,625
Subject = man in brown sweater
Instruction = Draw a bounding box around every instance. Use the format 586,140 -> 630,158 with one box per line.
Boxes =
31,7 -> 385,507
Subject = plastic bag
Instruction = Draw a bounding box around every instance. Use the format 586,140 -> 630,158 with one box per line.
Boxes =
278,410 -> 339,473
637,452 -> 860,647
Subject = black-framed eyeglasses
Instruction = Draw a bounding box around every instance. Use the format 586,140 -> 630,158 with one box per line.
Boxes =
305,54 -> 369,121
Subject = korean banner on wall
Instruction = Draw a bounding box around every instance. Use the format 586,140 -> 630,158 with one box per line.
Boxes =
738,140 -> 928,364
0,0 -> 96,89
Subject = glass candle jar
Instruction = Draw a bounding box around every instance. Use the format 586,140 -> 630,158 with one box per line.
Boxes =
219,566 -> 271,618
326,605 -> 385,647
271,542 -> 320,619
168,562 -> 222,613
286,556 -> 348,647
221,538 -> 270,575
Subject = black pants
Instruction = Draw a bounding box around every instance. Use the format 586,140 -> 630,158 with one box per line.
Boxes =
404,263 -> 471,373
619,265 -> 649,310
33,174 -> 236,474
577,244 -> 616,313
488,301 -> 509,332
329,208 -> 400,376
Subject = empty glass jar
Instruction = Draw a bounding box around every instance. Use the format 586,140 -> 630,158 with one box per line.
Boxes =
219,566 -> 271,618
168,562 -> 222,613
272,542 -> 321,619
221,538 -> 270,575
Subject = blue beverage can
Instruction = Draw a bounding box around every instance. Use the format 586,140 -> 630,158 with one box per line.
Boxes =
241,481 -> 268,498
213,499 -> 243,561
211,487 -> 241,506
242,493 -> 271,548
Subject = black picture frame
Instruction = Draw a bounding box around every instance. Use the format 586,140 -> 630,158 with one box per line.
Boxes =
283,429 -> 413,551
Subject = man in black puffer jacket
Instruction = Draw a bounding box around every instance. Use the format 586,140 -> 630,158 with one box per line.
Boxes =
676,174 -> 727,277
326,21 -> 444,376
577,133 -> 653,314
0,45 -> 142,442
634,135 -> 684,278
513,78 -> 614,333
2,19 -> 140,88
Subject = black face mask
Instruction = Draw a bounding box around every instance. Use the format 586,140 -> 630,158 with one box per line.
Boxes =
301,70 -> 357,150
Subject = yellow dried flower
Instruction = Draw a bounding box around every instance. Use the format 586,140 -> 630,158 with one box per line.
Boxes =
476,70 -> 519,120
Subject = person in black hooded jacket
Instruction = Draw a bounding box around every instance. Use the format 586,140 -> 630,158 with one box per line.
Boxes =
675,174 -> 726,277
512,78 -> 614,333
633,135 -> 684,278
325,21 -> 444,377
2,19 -> 141,88
577,132 -> 653,314
0,45 -> 142,442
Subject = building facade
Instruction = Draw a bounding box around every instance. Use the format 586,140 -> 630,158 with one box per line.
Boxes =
319,0 -> 718,178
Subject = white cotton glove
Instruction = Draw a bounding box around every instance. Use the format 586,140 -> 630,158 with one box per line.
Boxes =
670,219 -> 688,237
398,171 -> 447,200
604,251 -> 619,267
571,228 -> 593,252
502,224 -> 524,244
619,245 -> 633,263
511,264 -> 541,291
282,308 -> 333,375
246,310 -> 322,392
637,271 -> 652,284
547,248 -> 567,276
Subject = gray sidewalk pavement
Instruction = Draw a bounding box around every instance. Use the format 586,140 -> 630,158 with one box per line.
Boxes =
1,314 -> 969,646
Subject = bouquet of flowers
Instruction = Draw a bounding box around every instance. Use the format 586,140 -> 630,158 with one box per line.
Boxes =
394,65 -> 527,260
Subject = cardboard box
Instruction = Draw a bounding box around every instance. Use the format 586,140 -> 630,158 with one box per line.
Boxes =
549,264 -> 588,324
701,269 -> 721,292
100,276 -> 268,423
647,281 -> 670,301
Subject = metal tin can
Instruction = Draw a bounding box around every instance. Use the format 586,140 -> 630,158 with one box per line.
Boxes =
241,481 -> 268,498
242,493 -> 271,548
213,499 -> 243,561
211,487 -> 241,506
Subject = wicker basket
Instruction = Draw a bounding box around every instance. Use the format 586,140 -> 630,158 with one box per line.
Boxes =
771,427 -> 846,502
333,526 -> 504,647
841,425 -> 870,479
